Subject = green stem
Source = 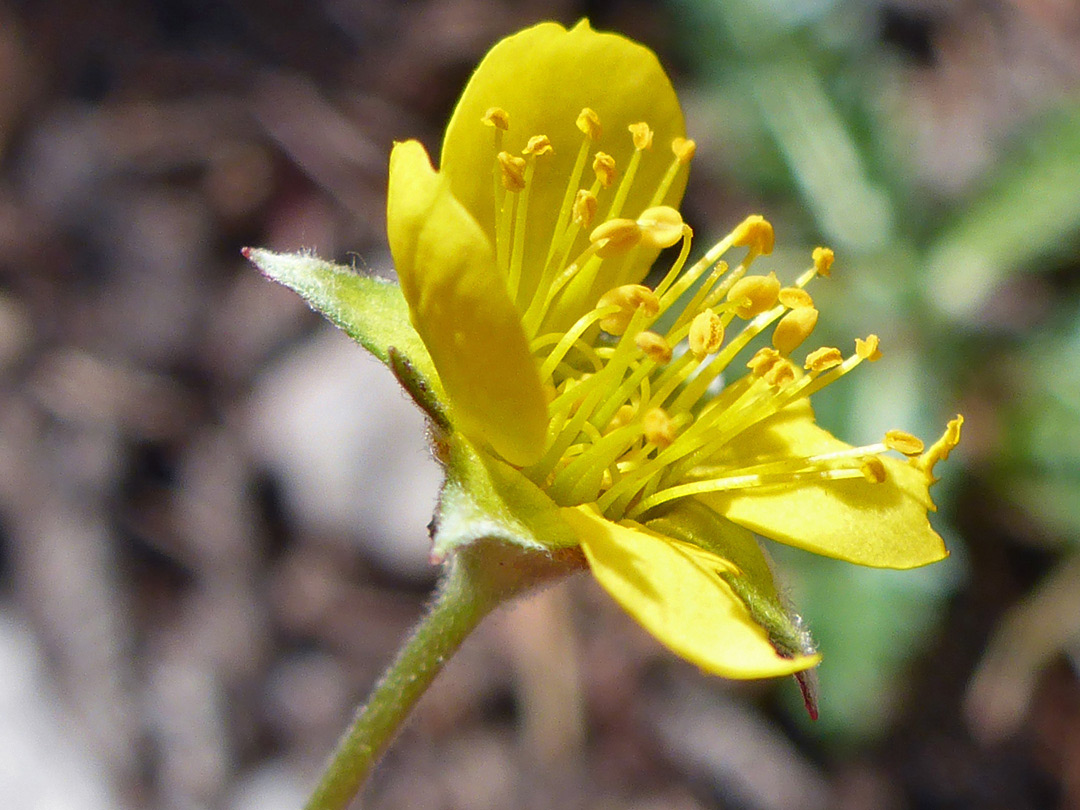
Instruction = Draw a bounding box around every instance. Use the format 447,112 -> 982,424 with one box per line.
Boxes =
303,542 -> 584,810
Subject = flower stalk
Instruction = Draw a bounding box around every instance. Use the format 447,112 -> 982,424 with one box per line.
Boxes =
303,543 -> 584,810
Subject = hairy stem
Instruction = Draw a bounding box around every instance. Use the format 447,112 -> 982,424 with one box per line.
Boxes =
303,542 -> 584,810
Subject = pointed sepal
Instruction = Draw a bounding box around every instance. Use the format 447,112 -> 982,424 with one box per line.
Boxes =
244,248 -> 439,389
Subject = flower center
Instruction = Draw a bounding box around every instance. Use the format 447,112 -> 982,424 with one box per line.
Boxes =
481,107 -> 961,521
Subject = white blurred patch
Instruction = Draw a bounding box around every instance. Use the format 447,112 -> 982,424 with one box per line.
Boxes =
0,608 -> 119,810
245,327 -> 442,580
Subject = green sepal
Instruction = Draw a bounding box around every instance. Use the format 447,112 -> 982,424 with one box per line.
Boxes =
647,500 -> 816,662
389,347 -> 450,431
431,432 -> 578,562
245,248 -> 439,389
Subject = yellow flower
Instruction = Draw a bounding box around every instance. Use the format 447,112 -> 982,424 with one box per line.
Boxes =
250,21 -> 961,685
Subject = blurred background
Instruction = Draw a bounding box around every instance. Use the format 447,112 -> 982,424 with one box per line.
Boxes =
1,0 -> 1079,808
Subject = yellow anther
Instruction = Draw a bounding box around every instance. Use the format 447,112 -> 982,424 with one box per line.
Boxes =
577,108 -> 602,140
747,346 -> 781,377
727,272 -> 781,319
731,215 -> 775,255
572,190 -> 598,229
482,107 -> 509,130
804,346 -> 843,372
778,287 -> 814,309
642,407 -> 676,448
772,306 -> 819,355
812,246 -> 834,277
542,381 -> 558,404
606,403 -> 636,433
629,122 -> 654,150
636,330 -> 673,364
860,457 -> 887,484
636,206 -> 685,250
855,334 -> 882,362
671,137 -> 696,164
885,430 -> 925,456
498,151 -> 527,191
596,284 -> 660,335
593,152 -> 616,188
915,415 -> 963,478
590,218 -> 642,259
523,134 -> 553,157
764,358 -> 796,388
688,309 -> 725,359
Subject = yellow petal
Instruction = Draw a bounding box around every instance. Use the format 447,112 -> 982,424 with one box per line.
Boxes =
442,21 -> 686,327
387,139 -> 547,466
646,500 -> 815,661
701,397 -> 948,569
565,505 -> 820,679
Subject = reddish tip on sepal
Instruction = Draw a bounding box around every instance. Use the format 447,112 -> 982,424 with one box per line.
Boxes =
240,247 -> 253,259
795,669 -> 820,721
429,549 -> 446,566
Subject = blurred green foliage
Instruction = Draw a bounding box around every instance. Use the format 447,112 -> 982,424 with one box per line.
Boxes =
667,0 -> 1080,741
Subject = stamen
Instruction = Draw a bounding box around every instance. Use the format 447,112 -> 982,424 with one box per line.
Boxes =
549,419 -> 641,503
596,284 -> 660,335
688,309 -> 725,358
525,192 -> 596,335
484,112 -> 510,277
606,124 -> 651,219
545,110 -> 602,273
672,137 -> 696,164
656,213 -> 769,307
593,152 -> 616,188
747,346 -> 781,377
667,301 -> 785,414
763,358 -> 796,388
527,247 -> 606,333
481,107 -> 510,130
606,403 -> 636,432
770,338 -> 879,412
732,215 -> 775,256
860,457 -> 887,483
772,306 -> 819,355
727,273 -> 781,319
856,334 -> 882,361
812,246 -> 834,277
498,151 -> 526,190
629,122 -> 654,150
636,330 -> 672,364
650,225 -> 697,303
531,331 -> 603,373
507,138 -> 552,302
661,261 -> 728,338
573,190 -> 598,229
538,305 -> 619,382
778,287 -> 814,309
577,107 -> 602,140
589,348 -> 659,431
524,134 -> 553,156
804,346 -> 843,371
590,218 -> 642,259
642,407 -> 677,449
534,305 -> 655,485
647,137 -> 697,208
885,430 -> 925,456
629,457 -> 888,517
637,206 -> 685,249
